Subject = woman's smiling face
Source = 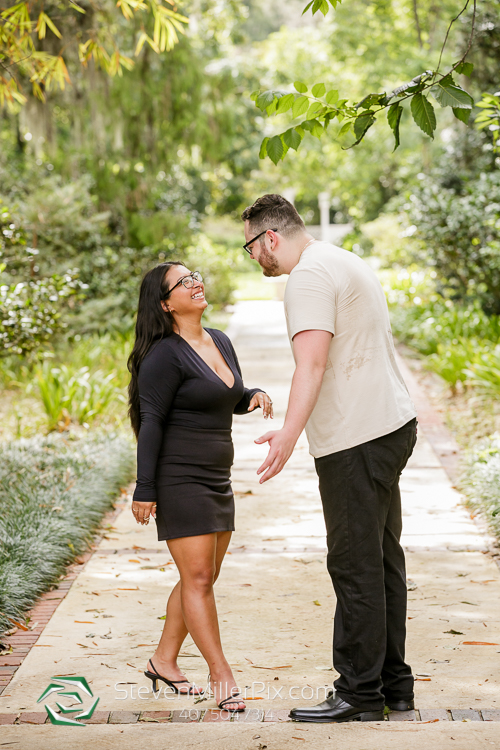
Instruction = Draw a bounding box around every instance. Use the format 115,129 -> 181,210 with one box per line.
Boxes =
163,265 -> 208,317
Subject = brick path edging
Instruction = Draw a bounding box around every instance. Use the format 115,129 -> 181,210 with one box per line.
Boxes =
1,707 -> 500,725
0,498 -> 129,697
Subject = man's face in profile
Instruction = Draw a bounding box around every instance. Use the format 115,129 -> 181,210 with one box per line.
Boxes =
244,223 -> 282,277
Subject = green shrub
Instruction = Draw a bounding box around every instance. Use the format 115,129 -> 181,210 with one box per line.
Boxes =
185,233 -> 239,310
425,339 -> 482,392
464,347 -> 500,397
34,361 -> 126,431
401,172 -> 500,315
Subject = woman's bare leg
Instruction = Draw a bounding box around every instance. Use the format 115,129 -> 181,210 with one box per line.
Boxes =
166,531 -> 245,710
149,579 -> 202,694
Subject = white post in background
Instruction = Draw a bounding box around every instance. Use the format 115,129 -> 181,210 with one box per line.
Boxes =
318,192 -> 331,242
282,187 -> 297,205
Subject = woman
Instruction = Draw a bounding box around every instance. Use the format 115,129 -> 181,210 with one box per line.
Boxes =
127,261 -> 272,712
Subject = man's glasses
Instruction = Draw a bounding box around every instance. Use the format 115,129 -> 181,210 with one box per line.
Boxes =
243,228 -> 278,255
164,271 -> 203,298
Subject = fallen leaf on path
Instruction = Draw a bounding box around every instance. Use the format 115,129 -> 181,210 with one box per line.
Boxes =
75,621 -> 95,624
461,601 -> 478,606
129,559 -> 141,563
470,580 -> 495,584
444,630 -> 463,635
33,644 -> 52,647
8,619 -> 28,631
77,643 -> 89,648
420,719 -> 439,724
313,601 -> 321,606
132,545 -> 146,550
462,641 -> 499,645
292,738 -> 305,741
415,678 -> 431,681
246,697 -> 264,700
251,665 -> 292,669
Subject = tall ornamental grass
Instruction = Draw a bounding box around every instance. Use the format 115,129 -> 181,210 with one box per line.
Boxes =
0,433 -> 134,638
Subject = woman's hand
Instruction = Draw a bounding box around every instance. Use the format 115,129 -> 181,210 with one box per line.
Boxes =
248,392 -> 274,419
132,501 -> 157,525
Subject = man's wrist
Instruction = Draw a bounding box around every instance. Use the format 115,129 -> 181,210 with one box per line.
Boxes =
281,424 -> 301,445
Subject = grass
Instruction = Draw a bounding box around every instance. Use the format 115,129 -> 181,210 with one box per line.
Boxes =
0,432 -> 135,638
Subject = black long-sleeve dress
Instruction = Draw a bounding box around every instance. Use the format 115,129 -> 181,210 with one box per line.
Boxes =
132,327 -> 263,541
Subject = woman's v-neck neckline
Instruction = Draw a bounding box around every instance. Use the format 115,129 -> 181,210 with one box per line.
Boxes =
176,329 -> 236,389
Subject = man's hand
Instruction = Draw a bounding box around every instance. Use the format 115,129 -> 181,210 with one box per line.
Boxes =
253,329 -> 332,484
254,428 -> 297,483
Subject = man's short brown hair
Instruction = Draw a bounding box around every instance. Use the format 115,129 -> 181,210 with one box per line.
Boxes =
241,194 -> 305,237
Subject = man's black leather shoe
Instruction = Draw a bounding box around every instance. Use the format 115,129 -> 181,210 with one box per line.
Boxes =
385,698 -> 414,711
289,690 -> 384,723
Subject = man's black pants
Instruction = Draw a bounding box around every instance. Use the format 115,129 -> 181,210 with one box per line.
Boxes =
314,418 -> 418,710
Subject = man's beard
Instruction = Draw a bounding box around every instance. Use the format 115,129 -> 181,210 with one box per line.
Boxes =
259,247 -> 281,277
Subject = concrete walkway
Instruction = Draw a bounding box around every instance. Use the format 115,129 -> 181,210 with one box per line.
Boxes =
1,300 -> 500,749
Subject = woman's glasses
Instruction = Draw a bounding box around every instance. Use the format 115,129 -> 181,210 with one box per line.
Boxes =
164,271 -> 203,298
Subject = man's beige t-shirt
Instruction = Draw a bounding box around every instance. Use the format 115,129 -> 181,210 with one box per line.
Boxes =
284,241 -> 417,458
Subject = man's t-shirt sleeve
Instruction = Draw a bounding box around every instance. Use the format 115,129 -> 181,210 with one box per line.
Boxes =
284,265 -> 337,340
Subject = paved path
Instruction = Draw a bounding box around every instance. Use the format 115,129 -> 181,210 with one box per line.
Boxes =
1,300 -> 500,749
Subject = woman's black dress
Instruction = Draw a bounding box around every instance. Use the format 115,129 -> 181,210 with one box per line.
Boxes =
132,328 -> 263,541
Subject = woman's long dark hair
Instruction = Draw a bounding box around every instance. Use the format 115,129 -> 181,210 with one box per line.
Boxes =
127,261 -> 184,438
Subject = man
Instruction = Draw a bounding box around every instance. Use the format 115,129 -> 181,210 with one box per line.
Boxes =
241,194 -> 418,723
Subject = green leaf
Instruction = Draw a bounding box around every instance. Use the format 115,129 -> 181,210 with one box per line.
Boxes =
353,111 -> 375,141
338,121 -> 351,137
307,101 -> 323,118
259,137 -> 269,159
325,89 -> 339,105
276,93 -> 295,114
410,93 -> 436,139
250,90 -> 259,102
267,135 -> 284,165
292,95 -> 309,118
256,90 -> 275,111
302,1 -> 314,14
311,120 -> 324,138
311,0 -> 329,14
294,81 -> 308,94
280,136 -> 290,159
301,119 -> 324,138
430,82 -> 474,109
453,107 -> 471,124
387,102 -> 403,151
455,61 -> 474,77
283,128 -> 303,151
356,92 -> 386,110
312,83 -> 326,98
